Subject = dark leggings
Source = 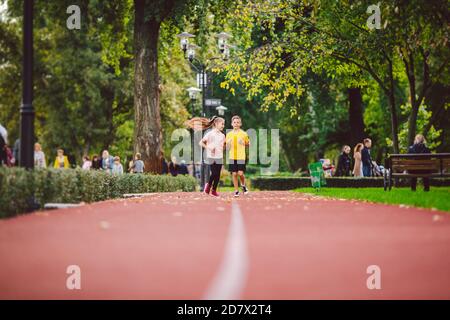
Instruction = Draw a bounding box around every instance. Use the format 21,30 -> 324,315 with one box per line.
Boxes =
208,162 -> 222,191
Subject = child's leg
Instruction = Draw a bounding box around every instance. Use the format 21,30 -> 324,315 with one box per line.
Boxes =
232,172 -> 239,190
208,164 -> 215,186
238,170 -> 245,186
212,164 -> 222,190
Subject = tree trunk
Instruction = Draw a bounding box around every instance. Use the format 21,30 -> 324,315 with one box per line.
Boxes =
405,54 -> 418,147
388,90 -> 400,153
347,87 -> 366,146
408,101 -> 420,147
387,60 -> 400,153
133,1 -> 163,173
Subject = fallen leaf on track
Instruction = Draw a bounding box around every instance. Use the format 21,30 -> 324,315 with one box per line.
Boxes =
99,221 -> 110,229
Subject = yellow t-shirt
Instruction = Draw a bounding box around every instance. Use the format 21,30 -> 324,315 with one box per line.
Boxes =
226,129 -> 249,160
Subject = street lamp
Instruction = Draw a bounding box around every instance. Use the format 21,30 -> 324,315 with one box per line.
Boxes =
186,87 -> 201,100
20,0 -> 34,169
187,44 -> 200,62
186,87 -> 201,179
216,105 -> 227,116
177,30 -> 233,190
216,32 -> 232,53
176,32 -> 195,52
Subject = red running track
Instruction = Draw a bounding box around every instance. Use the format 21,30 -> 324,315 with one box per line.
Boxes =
0,191 -> 449,299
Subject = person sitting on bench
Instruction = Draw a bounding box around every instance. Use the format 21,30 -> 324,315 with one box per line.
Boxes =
408,134 -> 431,192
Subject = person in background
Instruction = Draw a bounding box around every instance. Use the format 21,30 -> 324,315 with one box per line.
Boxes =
82,155 -> 92,170
112,156 -> 124,175
361,138 -> 373,177
67,154 -> 76,168
91,155 -> 101,170
101,150 -> 114,173
132,153 -> 144,173
169,156 -> 178,176
13,138 -> 20,166
53,149 -> 70,169
336,145 -> 351,177
353,143 -> 364,178
161,153 -> 169,174
0,123 -> 7,166
4,143 -> 14,167
408,134 -> 431,192
178,160 -> 189,175
194,161 -> 201,180
128,158 -> 134,173
34,143 -> 46,168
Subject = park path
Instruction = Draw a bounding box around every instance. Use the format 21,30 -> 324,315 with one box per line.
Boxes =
0,191 -> 449,299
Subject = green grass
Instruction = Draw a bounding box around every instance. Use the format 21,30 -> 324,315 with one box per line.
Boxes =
294,187 -> 450,212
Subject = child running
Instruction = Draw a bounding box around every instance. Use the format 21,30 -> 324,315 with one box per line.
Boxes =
187,116 -> 226,197
226,115 -> 250,197
200,116 -> 225,196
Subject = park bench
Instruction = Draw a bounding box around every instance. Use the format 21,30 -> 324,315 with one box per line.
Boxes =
383,153 -> 450,191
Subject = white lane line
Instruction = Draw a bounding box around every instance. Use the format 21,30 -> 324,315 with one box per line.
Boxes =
203,200 -> 249,300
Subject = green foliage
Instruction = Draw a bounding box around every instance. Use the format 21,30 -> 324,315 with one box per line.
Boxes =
294,187 -> 450,212
397,103 -> 442,152
0,167 -> 197,218
251,176 -> 389,190
1,0 -> 448,178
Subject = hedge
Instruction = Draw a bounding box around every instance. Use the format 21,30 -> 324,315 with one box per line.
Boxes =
250,176 -> 450,190
0,167 -> 197,218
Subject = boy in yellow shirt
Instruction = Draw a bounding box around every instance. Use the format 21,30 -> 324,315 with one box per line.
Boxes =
226,115 -> 250,197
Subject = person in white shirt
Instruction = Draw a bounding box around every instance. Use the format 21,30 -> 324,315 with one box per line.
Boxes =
199,116 -> 225,197
34,143 -> 46,168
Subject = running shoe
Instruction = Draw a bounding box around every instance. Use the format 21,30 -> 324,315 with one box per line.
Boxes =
203,183 -> 211,194
210,190 -> 219,197
242,185 -> 249,195
234,190 -> 240,197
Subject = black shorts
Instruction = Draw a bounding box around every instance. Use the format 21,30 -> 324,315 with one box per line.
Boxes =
228,160 -> 246,173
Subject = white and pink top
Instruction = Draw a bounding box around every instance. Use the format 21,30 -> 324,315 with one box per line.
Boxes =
202,129 -> 225,160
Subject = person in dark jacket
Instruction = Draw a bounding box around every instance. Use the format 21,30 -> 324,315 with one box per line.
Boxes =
408,134 -> 431,192
335,145 -> 352,177
91,155 -> 101,170
168,156 -> 178,176
178,160 -> 189,175
361,138 -> 373,177
161,151 -> 169,174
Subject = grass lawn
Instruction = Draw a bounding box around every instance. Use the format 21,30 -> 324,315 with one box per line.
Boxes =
294,187 -> 450,212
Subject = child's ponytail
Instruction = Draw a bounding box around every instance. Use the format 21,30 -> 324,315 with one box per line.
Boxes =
185,116 -> 219,130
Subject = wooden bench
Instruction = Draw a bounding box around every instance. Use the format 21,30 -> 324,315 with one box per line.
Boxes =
383,153 -> 450,190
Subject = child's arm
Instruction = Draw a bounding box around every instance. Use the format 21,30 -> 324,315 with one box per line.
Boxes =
199,137 -> 208,149
245,134 -> 250,146
200,132 -> 212,149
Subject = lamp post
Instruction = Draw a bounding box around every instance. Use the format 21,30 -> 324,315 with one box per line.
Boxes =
177,30 -> 233,190
20,0 -> 34,169
216,105 -> 227,116
186,87 -> 201,178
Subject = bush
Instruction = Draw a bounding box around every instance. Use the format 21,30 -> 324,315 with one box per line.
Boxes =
0,167 -> 197,218
250,176 -> 450,190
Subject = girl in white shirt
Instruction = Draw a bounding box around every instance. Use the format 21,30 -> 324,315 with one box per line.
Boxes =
199,116 -> 225,197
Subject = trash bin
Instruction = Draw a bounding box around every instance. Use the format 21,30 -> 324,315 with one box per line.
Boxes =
308,162 -> 326,189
